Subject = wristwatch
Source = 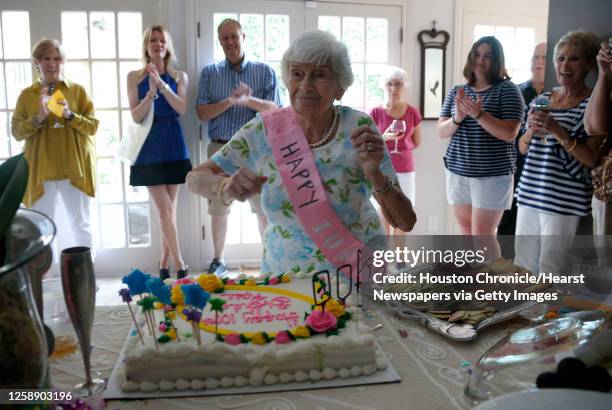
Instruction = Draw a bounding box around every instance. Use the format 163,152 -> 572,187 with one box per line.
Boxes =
67,112 -> 75,121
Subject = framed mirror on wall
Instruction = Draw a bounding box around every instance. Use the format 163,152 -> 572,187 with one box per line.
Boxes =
418,22 -> 450,120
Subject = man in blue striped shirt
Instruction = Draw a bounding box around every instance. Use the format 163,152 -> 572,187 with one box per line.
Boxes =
196,18 -> 281,276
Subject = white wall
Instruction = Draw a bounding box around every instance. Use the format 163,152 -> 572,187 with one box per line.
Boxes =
405,0 -> 455,234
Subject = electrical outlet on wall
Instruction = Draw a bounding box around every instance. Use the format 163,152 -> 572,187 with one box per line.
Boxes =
428,216 -> 438,232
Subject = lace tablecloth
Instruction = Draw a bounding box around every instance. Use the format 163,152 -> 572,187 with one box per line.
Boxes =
49,305 -> 521,410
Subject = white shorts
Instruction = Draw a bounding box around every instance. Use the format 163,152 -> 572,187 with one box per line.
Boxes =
514,205 -> 580,274
397,172 -> 416,206
445,170 -> 513,211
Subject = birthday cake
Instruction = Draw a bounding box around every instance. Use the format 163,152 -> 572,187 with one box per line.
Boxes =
117,270 -> 386,392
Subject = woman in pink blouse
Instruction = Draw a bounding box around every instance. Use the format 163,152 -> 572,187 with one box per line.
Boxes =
370,67 -> 422,234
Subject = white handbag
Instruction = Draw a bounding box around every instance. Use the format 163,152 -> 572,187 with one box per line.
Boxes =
116,103 -> 154,164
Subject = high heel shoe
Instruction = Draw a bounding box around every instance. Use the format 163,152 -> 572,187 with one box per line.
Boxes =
177,265 -> 189,280
159,266 -> 170,281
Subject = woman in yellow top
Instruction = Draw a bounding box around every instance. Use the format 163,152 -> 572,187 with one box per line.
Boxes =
11,38 -> 99,256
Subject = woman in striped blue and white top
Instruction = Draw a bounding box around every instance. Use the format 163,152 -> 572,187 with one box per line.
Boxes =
438,36 -> 524,236
515,30 -> 603,274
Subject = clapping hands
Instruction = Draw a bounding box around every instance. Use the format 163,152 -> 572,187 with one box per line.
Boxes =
146,63 -> 163,91
230,82 -> 252,106
596,40 -> 612,76
455,87 -> 483,120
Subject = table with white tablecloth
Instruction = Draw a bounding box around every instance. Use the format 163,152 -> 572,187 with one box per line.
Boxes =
49,305 -> 526,410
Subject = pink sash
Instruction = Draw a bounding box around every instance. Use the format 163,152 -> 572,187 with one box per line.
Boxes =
262,107 -> 366,277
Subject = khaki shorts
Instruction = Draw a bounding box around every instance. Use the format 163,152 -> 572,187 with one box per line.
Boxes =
207,141 -> 263,216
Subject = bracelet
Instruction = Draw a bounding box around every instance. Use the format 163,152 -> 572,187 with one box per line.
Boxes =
159,83 -> 170,94
373,175 -> 393,195
474,110 -> 483,120
147,92 -> 158,100
564,138 -> 578,152
452,116 -> 463,125
216,177 -> 233,206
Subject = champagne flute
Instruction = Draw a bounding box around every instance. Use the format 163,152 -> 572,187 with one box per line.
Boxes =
388,119 -> 406,154
61,246 -> 105,397
531,95 -> 550,143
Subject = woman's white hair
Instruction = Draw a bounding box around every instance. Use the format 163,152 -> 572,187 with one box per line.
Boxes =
381,66 -> 410,101
281,29 -> 354,91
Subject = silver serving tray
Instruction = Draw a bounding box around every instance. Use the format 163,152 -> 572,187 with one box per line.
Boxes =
367,263 -> 539,342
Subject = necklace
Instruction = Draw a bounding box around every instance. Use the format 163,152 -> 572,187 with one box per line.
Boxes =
308,108 -> 339,148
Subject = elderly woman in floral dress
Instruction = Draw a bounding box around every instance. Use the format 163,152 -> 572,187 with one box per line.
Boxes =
187,30 -> 416,276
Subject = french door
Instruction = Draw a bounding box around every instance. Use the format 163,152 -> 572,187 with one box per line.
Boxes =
197,0 -> 403,266
1,0 -> 167,275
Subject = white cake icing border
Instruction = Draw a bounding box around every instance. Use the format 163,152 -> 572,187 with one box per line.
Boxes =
122,278 -> 376,393
118,350 -> 388,392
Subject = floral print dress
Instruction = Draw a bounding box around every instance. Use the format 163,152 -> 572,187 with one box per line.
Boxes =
211,106 -> 398,276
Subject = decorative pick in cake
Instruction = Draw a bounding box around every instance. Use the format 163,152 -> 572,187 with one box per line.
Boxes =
118,288 -> 144,345
209,298 -> 227,342
355,249 -> 368,330
183,308 -> 203,345
122,268 -> 152,297
312,270 -> 331,312
122,269 -> 153,335
146,278 -> 178,340
137,295 -> 158,349
335,264 -> 353,306
181,283 -> 210,345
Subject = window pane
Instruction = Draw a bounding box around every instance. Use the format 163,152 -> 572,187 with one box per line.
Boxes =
118,13 -> 142,58
318,16 -> 341,39
343,63 -> 364,108
0,63 -> 5,109
266,15 -> 288,61
240,202 -> 259,244
124,162 -> 149,202
267,61 -> 287,106
97,158 -> 123,203
119,61 -> 141,108
343,17 -> 365,62
240,14 -> 263,60
128,203 -> 150,247
495,26 -> 514,66
90,12 -> 116,58
0,112 -> 9,158
5,62 -> 32,109
474,25 -> 494,42
213,13 -> 238,61
100,204 -> 126,248
227,202 -> 259,245
121,109 -> 131,141
9,113 -> 24,155
95,110 -> 120,157
366,18 -> 388,63
92,61 -> 118,108
61,12 -> 89,59
2,12 -> 31,59
64,61 -> 91,96
366,64 -> 386,108
0,19 -> 3,58
515,27 -> 535,70
511,68 -> 530,84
